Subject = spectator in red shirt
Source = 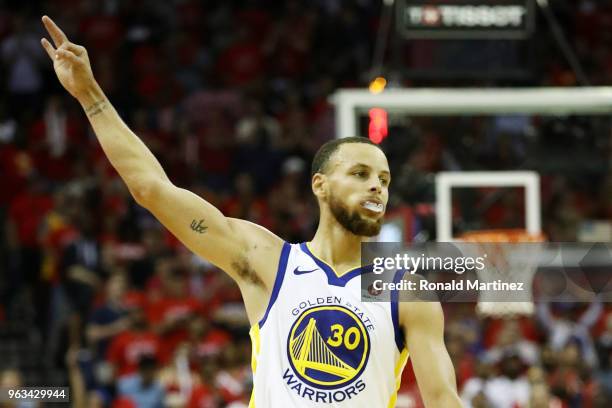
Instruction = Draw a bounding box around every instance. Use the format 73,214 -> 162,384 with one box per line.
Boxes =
5,176 -> 53,329
107,308 -> 161,378
187,316 -> 231,366
77,2 -> 124,56
146,267 -> 203,363
188,358 -> 223,408
27,95 -> 84,182
216,26 -> 265,87
222,173 -> 270,226
215,340 -> 252,405
262,2 -> 314,79
6,176 -> 53,255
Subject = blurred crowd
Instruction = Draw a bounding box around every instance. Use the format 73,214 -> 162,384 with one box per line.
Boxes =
0,0 -> 611,407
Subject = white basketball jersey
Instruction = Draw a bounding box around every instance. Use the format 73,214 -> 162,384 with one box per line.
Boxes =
248,242 -> 409,408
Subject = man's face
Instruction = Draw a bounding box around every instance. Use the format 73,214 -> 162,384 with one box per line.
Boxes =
106,275 -> 126,303
131,309 -> 147,330
501,356 -> 523,379
316,143 -> 390,237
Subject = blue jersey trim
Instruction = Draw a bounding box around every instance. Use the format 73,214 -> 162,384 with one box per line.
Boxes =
391,269 -> 405,351
258,242 -> 291,328
299,242 -> 365,287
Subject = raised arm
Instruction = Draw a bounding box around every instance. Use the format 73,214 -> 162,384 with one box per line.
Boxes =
400,300 -> 462,408
40,16 -> 283,307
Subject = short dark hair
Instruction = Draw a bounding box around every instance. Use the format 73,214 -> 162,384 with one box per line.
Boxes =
138,354 -> 157,370
311,137 -> 382,177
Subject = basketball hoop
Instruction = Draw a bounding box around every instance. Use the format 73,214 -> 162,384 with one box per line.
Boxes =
458,229 -> 546,317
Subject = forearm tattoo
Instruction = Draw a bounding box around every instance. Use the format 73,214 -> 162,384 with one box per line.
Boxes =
190,219 -> 208,234
85,100 -> 108,117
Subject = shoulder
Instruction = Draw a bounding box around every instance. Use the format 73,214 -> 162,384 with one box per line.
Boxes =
399,300 -> 444,330
395,272 -> 444,330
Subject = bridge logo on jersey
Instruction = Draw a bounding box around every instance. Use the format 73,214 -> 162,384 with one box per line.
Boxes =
286,305 -> 370,389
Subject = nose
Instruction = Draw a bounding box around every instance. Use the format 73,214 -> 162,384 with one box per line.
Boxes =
369,177 -> 382,193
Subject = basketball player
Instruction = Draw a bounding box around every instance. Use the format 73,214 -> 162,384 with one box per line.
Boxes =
41,15 -> 462,407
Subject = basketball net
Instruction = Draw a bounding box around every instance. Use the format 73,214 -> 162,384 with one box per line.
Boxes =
458,229 -> 546,317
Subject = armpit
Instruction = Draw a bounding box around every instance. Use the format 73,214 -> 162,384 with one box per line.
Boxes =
231,256 -> 265,288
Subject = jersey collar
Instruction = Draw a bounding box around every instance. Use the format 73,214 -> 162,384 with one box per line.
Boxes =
300,242 -> 371,287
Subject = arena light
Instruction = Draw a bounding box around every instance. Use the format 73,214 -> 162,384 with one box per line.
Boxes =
368,77 -> 387,94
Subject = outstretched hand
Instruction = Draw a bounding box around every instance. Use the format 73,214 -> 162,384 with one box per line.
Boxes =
41,15 -> 96,101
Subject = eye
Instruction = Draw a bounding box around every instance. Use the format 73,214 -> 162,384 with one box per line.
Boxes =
353,171 -> 368,178
380,177 -> 389,186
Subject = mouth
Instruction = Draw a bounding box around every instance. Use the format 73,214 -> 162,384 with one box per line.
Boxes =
361,200 -> 384,214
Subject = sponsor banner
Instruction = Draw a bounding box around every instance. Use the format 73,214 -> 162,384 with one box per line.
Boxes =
397,0 -> 535,39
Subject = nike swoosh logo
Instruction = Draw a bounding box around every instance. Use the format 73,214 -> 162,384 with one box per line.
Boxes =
293,267 -> 318,275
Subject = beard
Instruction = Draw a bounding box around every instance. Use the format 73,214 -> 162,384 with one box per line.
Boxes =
328,193 -> 382,237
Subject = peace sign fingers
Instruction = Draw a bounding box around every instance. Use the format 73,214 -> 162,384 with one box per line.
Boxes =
42,15 -> 68,47
40,15 -> 96,101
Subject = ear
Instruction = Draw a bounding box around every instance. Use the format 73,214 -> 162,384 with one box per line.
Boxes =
312,173 -> 327,200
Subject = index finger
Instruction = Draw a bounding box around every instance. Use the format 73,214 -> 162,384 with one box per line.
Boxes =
42,15 -> 68,47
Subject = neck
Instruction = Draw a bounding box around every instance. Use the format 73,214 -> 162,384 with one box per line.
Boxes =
309,211 -> 368,276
